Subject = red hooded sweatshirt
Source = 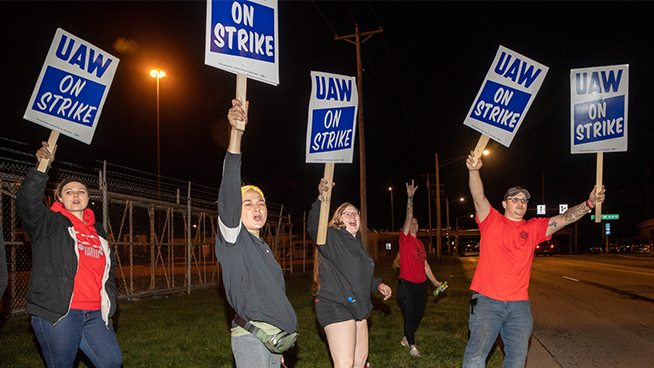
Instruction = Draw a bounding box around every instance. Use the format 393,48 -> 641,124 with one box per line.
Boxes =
51,202 -> 106,310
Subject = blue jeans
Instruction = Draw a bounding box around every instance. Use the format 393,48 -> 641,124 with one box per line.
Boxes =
462,293 -> 533,368
31,309 -> 122,368
232,332 -> 282,368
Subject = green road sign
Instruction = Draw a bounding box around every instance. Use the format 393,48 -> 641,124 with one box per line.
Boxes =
590,214 -> 619,220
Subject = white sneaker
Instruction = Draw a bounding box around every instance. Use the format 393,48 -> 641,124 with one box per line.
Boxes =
400,336 -> 409,347
410,346 -> 421,358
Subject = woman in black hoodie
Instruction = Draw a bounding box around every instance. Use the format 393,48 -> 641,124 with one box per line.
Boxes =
308,178 -> 392,368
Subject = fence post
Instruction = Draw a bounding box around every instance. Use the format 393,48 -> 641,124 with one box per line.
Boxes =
102,162 -> 108,235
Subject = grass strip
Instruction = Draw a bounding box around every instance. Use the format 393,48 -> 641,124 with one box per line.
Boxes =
0,255 -> 503,367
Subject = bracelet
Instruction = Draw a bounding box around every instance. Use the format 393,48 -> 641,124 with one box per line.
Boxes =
586,199 -> 595,209
378,283 -> 386,292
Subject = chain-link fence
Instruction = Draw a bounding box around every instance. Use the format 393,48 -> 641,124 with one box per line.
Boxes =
0,139 -> 315,316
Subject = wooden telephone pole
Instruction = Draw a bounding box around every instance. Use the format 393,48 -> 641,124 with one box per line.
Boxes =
335,24 -> 382,254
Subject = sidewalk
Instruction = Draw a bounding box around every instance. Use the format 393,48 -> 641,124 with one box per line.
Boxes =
459,256 -> 561,368
526,335 -> 561,368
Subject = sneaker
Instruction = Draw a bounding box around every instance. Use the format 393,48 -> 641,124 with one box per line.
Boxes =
400,336 -> 409,347
410,346 -> 421,358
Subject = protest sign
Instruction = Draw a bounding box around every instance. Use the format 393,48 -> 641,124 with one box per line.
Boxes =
205,0 -> 279,86
24,28 -> 119,147
570,64 -> 628,222
464,45 -> 548,163
306,71 -> 359,163
306,71 -> 359,244
570,65 -> 628,154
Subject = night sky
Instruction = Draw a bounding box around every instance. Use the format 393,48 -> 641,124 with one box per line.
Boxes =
2,1 -> 653,247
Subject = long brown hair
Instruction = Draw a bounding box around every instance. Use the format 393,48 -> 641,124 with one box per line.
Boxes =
312,202 -> 360,295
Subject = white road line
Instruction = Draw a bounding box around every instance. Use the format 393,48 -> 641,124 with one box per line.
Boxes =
562,276 -> 579,282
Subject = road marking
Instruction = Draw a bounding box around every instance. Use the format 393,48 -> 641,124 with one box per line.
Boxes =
551,259 -> 654,277
562,276 -> 579,282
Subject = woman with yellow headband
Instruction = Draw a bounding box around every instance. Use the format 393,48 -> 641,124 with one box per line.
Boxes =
215,99 -> 297,368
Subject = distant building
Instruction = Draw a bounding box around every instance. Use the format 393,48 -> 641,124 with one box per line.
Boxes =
636,218 -> 654,242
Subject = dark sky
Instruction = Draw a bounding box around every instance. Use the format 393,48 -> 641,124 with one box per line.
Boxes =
2,1 -> 653,245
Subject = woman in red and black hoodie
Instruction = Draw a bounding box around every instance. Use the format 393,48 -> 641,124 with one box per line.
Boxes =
16,142 -> 121,368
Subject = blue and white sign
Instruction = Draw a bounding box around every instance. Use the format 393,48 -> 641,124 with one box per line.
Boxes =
464,46 -> 549,147
24,28 -> 119,145
205,0 -> 278,85
570,64 -> 628,154
306,71 -> 358,163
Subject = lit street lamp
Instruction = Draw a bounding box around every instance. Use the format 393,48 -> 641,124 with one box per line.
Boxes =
150,69 -> 166,185
389,187 -> 394,231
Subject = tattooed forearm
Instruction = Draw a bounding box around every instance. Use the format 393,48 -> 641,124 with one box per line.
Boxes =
563,202 -> 591,223
406,196 -> 414,216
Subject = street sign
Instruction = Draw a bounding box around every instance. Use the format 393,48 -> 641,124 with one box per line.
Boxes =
24,28 -> 119,144
205,0 -> 279,85
537,204 -> 546,215
463,45 -> 549,147
591,214 -> 619,220
570,64 -> 629,154
605,222 -> 611,235
559,204 -> 568,214
306,71 -> 358,163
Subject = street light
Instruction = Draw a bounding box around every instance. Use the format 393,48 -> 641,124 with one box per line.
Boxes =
150,69 -> 166,186
389,187 -> 394,231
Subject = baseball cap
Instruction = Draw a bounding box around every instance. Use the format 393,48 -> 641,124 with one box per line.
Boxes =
503,186 -> 531,201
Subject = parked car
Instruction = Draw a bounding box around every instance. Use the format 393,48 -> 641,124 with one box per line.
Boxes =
535,240 -> 555,256
632,240 -> 651,254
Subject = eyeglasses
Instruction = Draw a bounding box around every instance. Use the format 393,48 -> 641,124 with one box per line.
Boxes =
507,197 -> 528,204
342,211 -> 360,219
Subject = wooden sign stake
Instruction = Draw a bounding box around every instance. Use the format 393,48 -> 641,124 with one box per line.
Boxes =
595,152 -> 603,223
472,134 -> 490,166
317,163 -> 335,245
235,73 -> 247,131
37,130 -> 60,173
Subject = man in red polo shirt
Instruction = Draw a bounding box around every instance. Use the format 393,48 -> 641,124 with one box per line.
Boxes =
462,151 -> 605,368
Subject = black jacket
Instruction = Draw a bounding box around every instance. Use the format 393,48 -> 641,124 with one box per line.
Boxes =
307,199 -> 382,321
16,167 -> 118,326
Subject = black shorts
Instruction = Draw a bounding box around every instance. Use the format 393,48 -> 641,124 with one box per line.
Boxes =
315,300 -> 357,328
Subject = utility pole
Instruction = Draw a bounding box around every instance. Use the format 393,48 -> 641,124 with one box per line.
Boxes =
335,24 -> 382,254
435,153 -> 442,262
426,176 -> 433,254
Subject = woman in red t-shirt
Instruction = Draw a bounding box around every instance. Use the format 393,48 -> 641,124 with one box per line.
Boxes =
393,180 -> 443,358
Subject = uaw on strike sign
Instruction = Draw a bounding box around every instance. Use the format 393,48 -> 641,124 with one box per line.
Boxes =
205,0 -> 278,85
570,64 -> 628,154
24,28 -> 119,145
306,71 -> 358,163
464,46 -> 548,147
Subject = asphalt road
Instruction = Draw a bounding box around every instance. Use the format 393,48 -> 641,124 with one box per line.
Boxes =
461,253 -> 654,367
529,254 -> 654,367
